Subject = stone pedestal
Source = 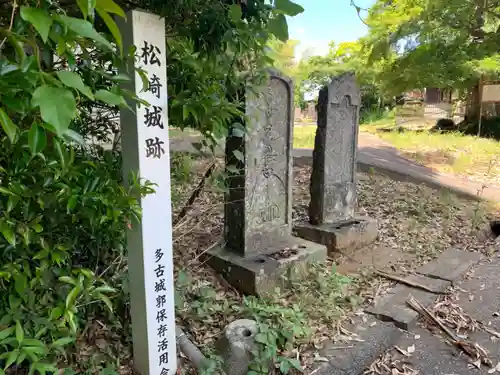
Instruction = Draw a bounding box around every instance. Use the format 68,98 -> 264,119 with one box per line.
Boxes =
209,237 -> 326,296
208,71 -> 326,296
294,217 -> 377,255
294,73 -> 377,256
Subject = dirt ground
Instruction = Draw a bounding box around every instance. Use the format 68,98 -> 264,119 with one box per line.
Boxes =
171,155 -> 498,373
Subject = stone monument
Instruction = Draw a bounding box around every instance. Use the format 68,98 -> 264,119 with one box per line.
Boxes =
208,71 -> 326,295
294,73 -> 377,255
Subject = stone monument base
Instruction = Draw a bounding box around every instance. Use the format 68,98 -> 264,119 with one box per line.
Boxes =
294,216 -> 378,256
207,237 -> 327,296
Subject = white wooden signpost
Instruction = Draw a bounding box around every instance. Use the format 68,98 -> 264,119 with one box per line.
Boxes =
119,10 -> 177,375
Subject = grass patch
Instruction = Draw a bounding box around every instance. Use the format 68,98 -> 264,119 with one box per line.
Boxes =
168,127 -> 200,139
293,117 -> 396,149
293,125 -> 316,149
377,129 -> 500,183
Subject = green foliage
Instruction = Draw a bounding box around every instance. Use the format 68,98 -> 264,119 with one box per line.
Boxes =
175,261 -> 357,375
0,134 -> 150,372
286,264 -> 358,327
241,297 -> 308,374
294,40 -> 391,117
166,37 -> 243,147
363,0 -> 500,94
237,265 -> 356,374
158,0 -> 305,144
175,270 -> 309,375
0,0 -> 306,372
0,0 -> 152,371
171,153 -> 194,185
360,106 -> 394,124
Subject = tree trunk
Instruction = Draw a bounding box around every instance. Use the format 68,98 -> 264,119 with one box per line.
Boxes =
465,82 -> 480,122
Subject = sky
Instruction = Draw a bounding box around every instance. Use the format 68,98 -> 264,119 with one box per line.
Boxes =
288,0 -> 375,60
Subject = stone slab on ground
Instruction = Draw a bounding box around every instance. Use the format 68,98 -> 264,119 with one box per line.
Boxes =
364,249 -> 483,330
379,325 -> 498,375
316,251 -> 491,375
451,254 -> 500,327
416,248 -> 483,282
378,256 -> 500,375
311,314 -> 403,375
365,275 -> 451,331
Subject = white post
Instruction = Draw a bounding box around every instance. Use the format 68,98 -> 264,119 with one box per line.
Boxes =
119,10 -> 177,375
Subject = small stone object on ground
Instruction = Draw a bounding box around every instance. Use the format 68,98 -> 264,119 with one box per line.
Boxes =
215,319 -> 258,375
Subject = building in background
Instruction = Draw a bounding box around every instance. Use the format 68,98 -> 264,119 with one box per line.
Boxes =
295,100 -> 317,123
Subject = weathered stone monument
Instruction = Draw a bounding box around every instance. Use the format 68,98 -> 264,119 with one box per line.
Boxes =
208,71 -> 326,295
119,10 -> 176,375
294,73 -> 377,254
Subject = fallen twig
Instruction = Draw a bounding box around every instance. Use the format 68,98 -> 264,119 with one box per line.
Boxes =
363,349 -> 420,375
483,326 -> 500,339
406,295 -> 492,367
411,296 -> 458,340
433,299 -> 481,335
433,295 -> 500,339
375,270 -> 447,295
173,161 -> 216,227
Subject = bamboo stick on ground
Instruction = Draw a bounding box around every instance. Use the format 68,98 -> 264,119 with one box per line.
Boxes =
375,270 -> 448,295
406,295 -> 492,367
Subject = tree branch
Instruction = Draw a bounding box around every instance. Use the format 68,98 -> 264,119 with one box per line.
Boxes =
349,0 -> 369,26
0,0 -> 17,53
173,161 -> 216,227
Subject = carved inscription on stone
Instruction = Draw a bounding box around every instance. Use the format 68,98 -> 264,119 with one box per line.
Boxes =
309,73 -> 360,225
323,95 -> 356,221
258,204 -> 280,225
247,77 -> 290,231
325,96 -> 355,185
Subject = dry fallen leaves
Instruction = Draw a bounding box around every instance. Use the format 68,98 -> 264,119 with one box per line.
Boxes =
363,350 -> 420,375
488,362 -> 500,373
432,296 -> 482,336
294,166 -> 498,273
407,295 -> 493,368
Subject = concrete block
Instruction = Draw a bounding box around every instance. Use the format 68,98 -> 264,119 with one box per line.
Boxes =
365,274 -> 451,330
294,216 -> 378,254
416,248 -> 483,282
216,319 -> 258,375
207,236 -> 327,296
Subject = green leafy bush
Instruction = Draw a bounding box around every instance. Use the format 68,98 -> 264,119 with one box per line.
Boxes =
0,130 -> 153,372
0,0 -> 306,372
0,0 -> 148,371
